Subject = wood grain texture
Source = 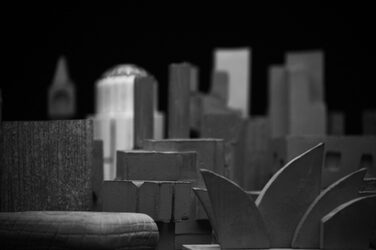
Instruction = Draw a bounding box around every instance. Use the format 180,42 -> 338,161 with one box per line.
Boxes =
102,180 -> 191,222
134,76 -> 155,149
0,120 -> 93,211
168,63 -> 191,138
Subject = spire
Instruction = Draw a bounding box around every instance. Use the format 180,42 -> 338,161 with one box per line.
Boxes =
53,55 -> 70,86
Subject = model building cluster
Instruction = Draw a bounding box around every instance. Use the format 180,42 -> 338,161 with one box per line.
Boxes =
0,47 -> 375,250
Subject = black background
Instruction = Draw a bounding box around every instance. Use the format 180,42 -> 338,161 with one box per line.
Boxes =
1,4 -> 375,134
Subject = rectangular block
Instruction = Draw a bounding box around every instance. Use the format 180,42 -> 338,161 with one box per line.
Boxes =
168,63 -> 191,138
287,68 -> 326,136
286,50 -> 324,102
242,117 -> 273,190
142,139 -> 225,188
174,182 -> 192,221
157,222 -> 175,250
175,220 -> 212,235
210,71 -> 229,104
183,245 -> 220,250
201,112 -> 243,183
214,48 -> 251,118
102,180 -> 138,212
363,110 -> 376,135
92,140 -> 104,211
175,234 -> 213,250
328,111 -> 345,135
134,76 -> 155,149
116,150 -> 197,181
102,180 -> 191,222
0,120 -> 93,212
271,136 -> 376,188
139,181 -> 173,222
189,93 -> 238,132
268,65 -> 288,138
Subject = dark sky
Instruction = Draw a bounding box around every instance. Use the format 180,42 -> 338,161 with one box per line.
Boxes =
1,4 -> 375,134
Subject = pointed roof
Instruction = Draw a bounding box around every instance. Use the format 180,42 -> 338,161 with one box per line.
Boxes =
52,55 -> 70,86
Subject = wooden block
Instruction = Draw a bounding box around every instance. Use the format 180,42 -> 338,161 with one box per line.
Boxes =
363,110 -> 376,135
175,220 -> 212,235
201,112 -> 242,143
242,117 -> 273,190
201,170 -> 270,249
256,143 -> 323,248
102,180 -> 138,212
142,139 -> 224,220
321,195 -> 376,250
210,71 -> 229,104
139,181 -> 173,222
287,68 -> 327,136
189,92 -> 203,131
292,168 -> 367,248
0,120 -> 93,212
328,111 -> 345,135
286,50 -> 324,102
268,65 -> 288,138
190,65 -> 199,92
139,181 -> 191,222
142,139 -> 225,188
48,56 -> 76,119
271,136 -> 376,188
174,182 -> 192,221
189,93 -> 239,133
214,48 -> 251,118
201,112 -> 243,183
175,234 -> 213,250
92,140 -> 104,211
182,245 -> 220,250
93,116 -> 115,180
168,63 -> 191,138
134,76 -> 155,149
156,222 -> 175,250
102,180 -> 190,222
116,150 -> 197,181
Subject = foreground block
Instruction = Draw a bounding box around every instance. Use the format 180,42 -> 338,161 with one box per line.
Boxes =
102,180 -> 191,222
0,211 -> 159,250
0,120 -> 93,211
